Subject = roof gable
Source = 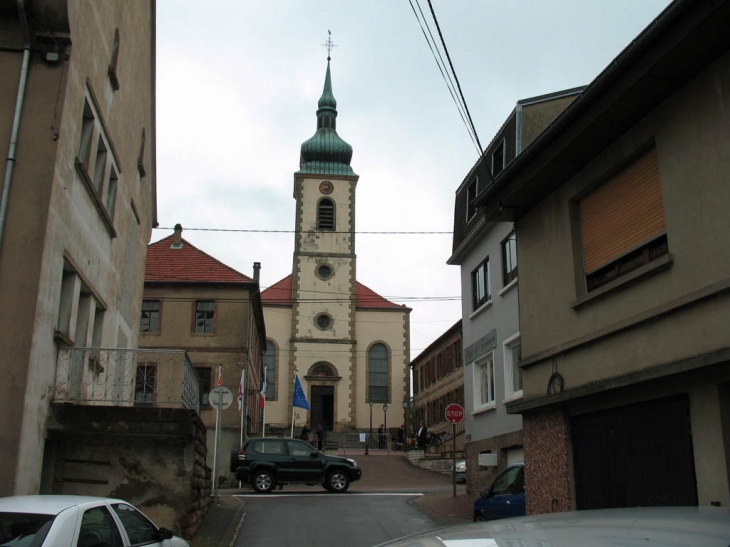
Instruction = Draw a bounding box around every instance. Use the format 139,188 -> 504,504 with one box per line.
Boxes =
145,235 -> 253,284
261,274 -> 408,310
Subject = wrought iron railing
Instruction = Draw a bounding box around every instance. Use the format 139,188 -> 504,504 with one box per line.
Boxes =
54,348 -> 200,411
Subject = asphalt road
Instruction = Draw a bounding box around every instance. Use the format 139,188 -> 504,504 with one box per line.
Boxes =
234,492 -> 437,547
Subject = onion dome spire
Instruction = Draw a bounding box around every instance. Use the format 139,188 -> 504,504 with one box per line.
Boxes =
298,31 -> 355,177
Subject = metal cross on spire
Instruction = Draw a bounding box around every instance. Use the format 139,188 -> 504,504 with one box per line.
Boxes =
322,30 -> 337,61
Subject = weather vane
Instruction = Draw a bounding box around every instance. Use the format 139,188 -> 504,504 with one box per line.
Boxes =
322,30 -> 337,61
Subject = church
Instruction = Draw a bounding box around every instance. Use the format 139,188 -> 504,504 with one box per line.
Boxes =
260,50 -> 411,437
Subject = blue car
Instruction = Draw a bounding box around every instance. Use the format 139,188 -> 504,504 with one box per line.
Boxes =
473,462 -> 525,521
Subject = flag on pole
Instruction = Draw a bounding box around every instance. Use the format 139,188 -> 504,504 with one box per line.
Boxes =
293,375 -> 310,410
217,365 -> 223,386
259,377 -> 267,409
237,369 -> 245,411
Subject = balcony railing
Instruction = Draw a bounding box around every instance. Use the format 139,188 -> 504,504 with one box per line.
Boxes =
54,348 -> 200,412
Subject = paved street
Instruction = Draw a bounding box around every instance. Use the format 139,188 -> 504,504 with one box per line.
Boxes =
200,451 -> 473,546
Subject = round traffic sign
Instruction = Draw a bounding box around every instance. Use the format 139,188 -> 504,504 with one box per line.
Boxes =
209,386 -> 234,409
445,403 -> 465,424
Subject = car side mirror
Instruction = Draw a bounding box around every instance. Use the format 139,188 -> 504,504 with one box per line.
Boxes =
309,451 -> 319,458
480,488 -> 490,498
157,528 -> 173,540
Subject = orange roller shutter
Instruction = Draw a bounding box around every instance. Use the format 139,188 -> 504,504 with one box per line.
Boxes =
581,149 -> 665,273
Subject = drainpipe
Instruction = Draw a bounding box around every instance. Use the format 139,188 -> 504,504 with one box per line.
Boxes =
0,0 -> 31,257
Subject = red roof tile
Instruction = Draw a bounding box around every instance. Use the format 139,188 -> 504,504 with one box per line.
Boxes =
145,235 -> 253,284
261,274 -> 408,310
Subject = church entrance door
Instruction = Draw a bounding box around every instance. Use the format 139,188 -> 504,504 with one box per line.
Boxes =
311,385 -> 334,431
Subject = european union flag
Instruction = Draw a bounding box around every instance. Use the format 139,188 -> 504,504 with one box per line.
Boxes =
293,375 -> 310,410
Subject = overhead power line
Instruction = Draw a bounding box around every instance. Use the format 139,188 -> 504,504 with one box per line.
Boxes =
153,226 -> 452,235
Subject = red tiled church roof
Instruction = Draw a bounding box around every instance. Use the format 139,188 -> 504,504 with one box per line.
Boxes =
261,274 -> 408,310
145,235 -> 253,284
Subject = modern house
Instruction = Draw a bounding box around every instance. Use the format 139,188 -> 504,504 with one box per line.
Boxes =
448,88 -> 582,492
475,0 -> 730,512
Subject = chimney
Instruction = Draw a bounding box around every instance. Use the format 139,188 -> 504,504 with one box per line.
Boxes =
171,223 -> 183,249
253,262 -> 261,283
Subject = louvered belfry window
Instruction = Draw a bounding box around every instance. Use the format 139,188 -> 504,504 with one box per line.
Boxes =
317,198 -> 334,230
580,148 -> 667,290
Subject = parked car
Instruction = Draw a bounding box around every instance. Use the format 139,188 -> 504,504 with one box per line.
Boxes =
454,459 -> 466,483
0,495 -> 189,547
473,461 -> 525,521
374,506 -> 730,546
230,437 -> 362,493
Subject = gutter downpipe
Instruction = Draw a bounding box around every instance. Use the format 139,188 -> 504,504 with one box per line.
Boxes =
0,0 -> 31,258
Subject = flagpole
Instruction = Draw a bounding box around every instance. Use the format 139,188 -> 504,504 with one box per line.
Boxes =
290,371 -> 297,438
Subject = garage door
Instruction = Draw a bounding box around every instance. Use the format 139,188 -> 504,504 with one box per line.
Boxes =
571,394 -> 697,510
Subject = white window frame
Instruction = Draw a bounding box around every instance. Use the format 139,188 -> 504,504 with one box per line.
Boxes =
503,332 -> 523,401
466,176 -> 479,221
472,350 -> 495,412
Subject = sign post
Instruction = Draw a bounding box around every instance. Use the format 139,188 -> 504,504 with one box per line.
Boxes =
445,403 -> 465,497
210,386 -> 233,503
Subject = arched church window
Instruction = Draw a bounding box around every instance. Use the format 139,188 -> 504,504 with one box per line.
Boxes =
368,343 -> 389,403
263,340 -> 278,400
317,198 -> 335,230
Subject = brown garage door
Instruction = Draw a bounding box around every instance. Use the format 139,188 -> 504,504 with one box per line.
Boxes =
571,394 -> 697,509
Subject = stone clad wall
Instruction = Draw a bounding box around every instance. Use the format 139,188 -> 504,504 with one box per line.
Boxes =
46,406 -> 211,538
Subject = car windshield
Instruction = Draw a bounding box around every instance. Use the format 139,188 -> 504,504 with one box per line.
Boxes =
0,513 -> 54,547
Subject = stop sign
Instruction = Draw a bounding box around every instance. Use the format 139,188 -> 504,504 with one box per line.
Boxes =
445,403 -> 465,424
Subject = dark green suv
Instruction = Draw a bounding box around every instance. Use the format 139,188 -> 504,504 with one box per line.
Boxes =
230,437 -> 362,493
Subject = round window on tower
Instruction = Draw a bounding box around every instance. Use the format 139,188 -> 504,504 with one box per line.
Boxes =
316,263 -> 333,280
315,313 -> 332,331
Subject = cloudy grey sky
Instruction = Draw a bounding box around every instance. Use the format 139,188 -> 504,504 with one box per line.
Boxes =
155,0 -> 672,359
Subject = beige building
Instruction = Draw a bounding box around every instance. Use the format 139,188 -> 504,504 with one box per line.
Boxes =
411,321 -> 464,450
475,0 -> 730,512
0,0 -> 156,496
260,56 -> 410,437
140,225 -> 266,475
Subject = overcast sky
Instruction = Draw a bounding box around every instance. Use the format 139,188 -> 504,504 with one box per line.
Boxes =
155,0 -> 672,359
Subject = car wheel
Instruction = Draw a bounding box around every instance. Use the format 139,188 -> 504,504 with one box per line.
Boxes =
473,510 -> 485,522
324,470 -> 350,493
251,470 -> 275,493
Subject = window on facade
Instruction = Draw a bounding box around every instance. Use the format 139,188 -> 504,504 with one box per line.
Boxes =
106,167 -> 118,219
78,101 -> 95,166
492,140 -> 505,176
194,301 -> 215,333
502,229 -> 518,286
93,136 -> 108,194
56,263 -> 105,347
263,340 -> 277,400
466,177 -> 479,221
471,258 -> 490,310
315,313 -> 331,330
368,343 -> 389,403
473,351 -> 495,409
140,300 -> 160,333
134,364 -> 156,404
580,148 -> 668,292
195,366 -> 211,407
317,198 -> 335,230
503,333 -> 522,400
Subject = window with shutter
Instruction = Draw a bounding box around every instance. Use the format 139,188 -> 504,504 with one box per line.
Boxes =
580,148 -> 668,291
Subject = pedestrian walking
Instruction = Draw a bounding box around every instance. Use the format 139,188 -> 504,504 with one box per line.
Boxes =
316,422 -> 325,450
417,421 -> 428,450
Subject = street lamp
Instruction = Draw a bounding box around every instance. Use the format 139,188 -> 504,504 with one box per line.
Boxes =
383,403 -> 388,451
366,401 -> 373,455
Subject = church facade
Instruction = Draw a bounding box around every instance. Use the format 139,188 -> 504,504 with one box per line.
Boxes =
260,56 -> 410,436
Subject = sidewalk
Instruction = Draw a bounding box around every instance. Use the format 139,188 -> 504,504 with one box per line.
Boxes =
194,451 -> 473,546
